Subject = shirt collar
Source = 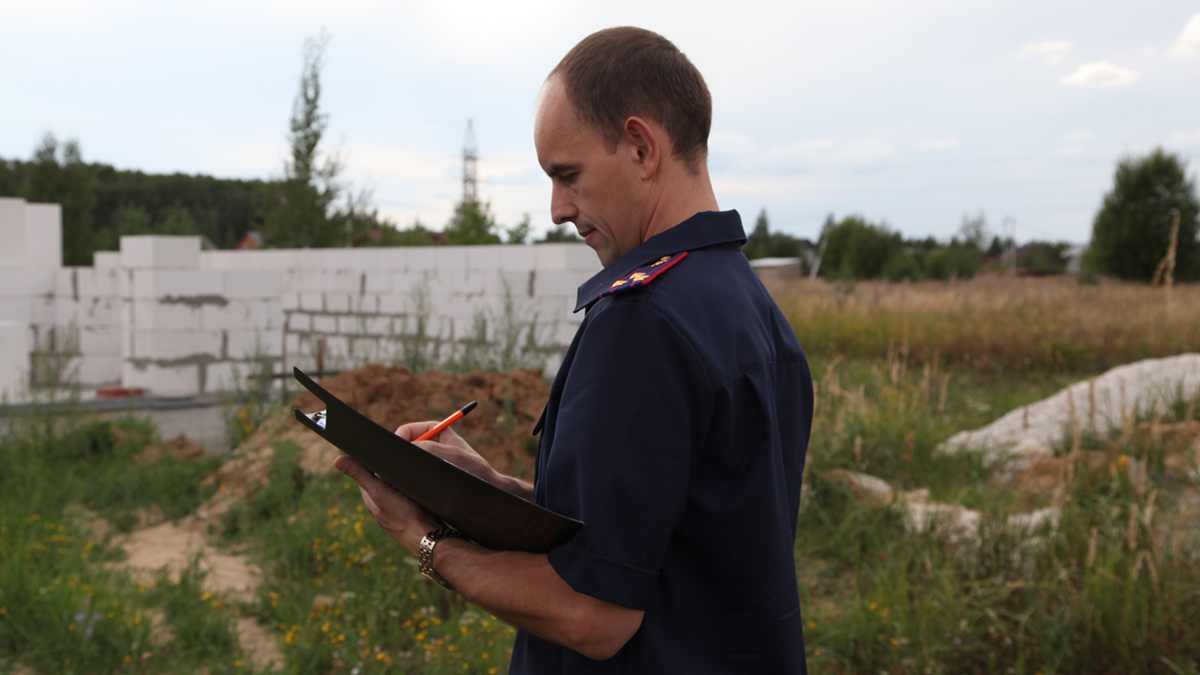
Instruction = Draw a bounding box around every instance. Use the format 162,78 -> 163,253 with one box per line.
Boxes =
574,210 -> 746,313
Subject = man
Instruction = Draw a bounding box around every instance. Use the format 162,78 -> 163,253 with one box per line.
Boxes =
335,26 -> 813,673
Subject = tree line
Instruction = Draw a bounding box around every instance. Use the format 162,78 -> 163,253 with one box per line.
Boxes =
744,148 -> 1199,283
0,31 -> 572,267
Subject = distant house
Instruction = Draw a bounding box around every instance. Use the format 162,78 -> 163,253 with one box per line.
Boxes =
749,257 -> 804,280
235,230 -> 262,250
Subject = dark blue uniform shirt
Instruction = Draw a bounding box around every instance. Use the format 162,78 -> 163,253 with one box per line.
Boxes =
511,210 -> 812,674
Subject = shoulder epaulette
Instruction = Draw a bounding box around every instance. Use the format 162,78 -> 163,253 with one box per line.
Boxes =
599,251 -> 688,299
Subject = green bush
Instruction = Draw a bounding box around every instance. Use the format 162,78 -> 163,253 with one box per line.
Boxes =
819,216 -> 903,280
882,250 -> 923,281
924,244 -> 984,280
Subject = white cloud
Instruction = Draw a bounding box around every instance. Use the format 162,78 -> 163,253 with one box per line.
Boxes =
1063,130 -> 1092,142
1016,40 -> 1074,65
917,137 -> 960,151
1168,12 -> 1200,57
1060,61 -> 1140,88
1167,128 -> 1200,147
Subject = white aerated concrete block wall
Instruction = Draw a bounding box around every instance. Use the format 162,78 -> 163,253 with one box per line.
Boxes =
0,197 -> 601,399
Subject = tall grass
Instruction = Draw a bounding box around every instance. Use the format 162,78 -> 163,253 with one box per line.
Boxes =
772,276 -> 1200,373
799,353 -> 1200,673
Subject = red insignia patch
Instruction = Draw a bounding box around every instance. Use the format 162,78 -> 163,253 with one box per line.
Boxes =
599,251 -> 688,299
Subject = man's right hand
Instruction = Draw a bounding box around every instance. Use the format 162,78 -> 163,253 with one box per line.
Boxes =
395,421 -> 533,500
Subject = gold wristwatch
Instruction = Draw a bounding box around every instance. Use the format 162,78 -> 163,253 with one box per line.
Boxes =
418,527 -> 462,589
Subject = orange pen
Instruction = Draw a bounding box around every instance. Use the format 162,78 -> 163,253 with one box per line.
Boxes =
413,401 -> 478,443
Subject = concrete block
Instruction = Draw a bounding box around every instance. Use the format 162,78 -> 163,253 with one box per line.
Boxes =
202,361 -> 240,393
24,203 -> 63,271
285,312 -> 311,332
0,320 -> 32,399
221,270 -> 283,299
331,270 -> 363,293
298,292 -> 323,311
258,299 -> 284,332
93,251 -> 120,270
55,269 -> 78,299
199,251 -> 238,270
437,247 -> 468,270
534,244 -> 570,270
122,361 -> 200,397
534,269 -> 590,298
312,315 -> 337,333
120,235 -> 201,269
132,299 -> 205,331
282,292 -> 301,311
226,330 -> 282,359
294,249 -> 325,269
356,294 -> 380,314
285,333 -> 301,354
320,249 -> 356,270
324,293 -> 350,313
498,245 -> 536,271
79,325 -> 120,355
0,199 -> 26,269
442,269 -> 484,295
116,270 -> 133,298
201,300 -> 251,331
0,268 -> 55,297
91,267 -> 118,298
76,355 -> 121,386
31,296 -> 56,325
364,271 -> 392,293
0,298 -> 30,323
130,269 -> 222,299
374,247 -> 414,272
291,270 -> 328,291
377,293 -> 406,315
466,246 -> 503,270
564,244 -> 601,272
408,248 -> 438,271
133,330 -> 224,360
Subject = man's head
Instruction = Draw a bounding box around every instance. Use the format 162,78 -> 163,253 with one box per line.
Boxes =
534,27 -> 716,267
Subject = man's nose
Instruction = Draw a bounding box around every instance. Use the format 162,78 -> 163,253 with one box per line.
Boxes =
550,187 -> 577,225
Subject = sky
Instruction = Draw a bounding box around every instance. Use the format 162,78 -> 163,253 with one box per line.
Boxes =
2,0 -> 1199,245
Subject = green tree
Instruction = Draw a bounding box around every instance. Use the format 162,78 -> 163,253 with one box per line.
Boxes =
24,133 -> 97,266
818,215 -> 902,279
444,200 -> 502,245
261,31 -> 343,248
743,209 -> 772,259
504,215 -> 532,245
924,243 -> 984,280
536,222 -> 583,243
1090,148 -> 1200,281
742,208 -> 805,260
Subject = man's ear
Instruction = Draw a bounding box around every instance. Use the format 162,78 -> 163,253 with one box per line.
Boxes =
623,116 -> 661,180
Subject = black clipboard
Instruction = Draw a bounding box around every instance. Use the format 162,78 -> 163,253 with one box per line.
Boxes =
292,367 -> 582,553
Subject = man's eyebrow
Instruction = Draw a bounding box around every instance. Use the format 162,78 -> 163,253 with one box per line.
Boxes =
546,163 -> 576,178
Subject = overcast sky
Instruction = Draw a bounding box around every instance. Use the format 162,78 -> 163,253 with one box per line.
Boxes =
3,0 -> 1199,244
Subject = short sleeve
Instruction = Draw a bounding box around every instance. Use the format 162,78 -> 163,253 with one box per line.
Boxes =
542,298 -> 711,610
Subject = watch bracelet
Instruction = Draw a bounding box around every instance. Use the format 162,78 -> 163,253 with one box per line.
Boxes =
418,527 -> 462,589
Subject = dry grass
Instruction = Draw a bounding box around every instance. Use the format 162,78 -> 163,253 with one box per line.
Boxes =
769,275 -> 1200,373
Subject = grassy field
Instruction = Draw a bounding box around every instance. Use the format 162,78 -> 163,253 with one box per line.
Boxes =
771,275 -> 1200,374
1,276 -> 1198,674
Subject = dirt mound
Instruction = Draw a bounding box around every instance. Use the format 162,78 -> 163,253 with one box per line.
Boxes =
136,434 -> 210,464
293,363 -> 549,474
200,365 -> 550,516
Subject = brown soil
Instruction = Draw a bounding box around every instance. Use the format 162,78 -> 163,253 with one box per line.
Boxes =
199,365 -> 549,516
136,434 -> 210,464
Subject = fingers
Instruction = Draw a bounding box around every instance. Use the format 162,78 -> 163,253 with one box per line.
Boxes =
395,420 -> 467,446
395,420 -> 440,442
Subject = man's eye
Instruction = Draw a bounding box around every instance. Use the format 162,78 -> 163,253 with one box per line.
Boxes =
559,173 -> 578,186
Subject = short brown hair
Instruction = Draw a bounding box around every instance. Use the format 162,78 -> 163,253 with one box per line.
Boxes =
549,27 -> 712,172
